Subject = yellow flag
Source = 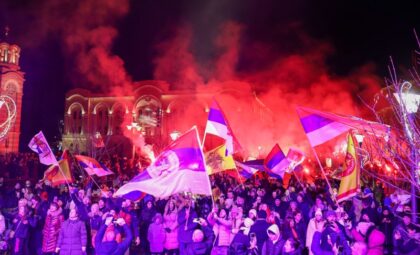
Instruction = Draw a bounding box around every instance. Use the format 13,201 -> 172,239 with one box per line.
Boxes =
205,144 -> 236,175
44,158 -> 73,186
337,134 -> 360,203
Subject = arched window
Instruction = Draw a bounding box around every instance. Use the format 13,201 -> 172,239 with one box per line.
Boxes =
135,97 -> 161,137
69,105 -> 83,134
112,105 -> 126,135
3,83 -> 18,132
95,105 -> 109,136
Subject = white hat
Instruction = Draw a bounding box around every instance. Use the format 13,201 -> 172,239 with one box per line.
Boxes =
267,224 -> 280,236
315,208 -> 323,216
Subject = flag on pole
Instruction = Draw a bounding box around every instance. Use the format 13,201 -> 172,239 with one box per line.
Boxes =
74,155 -> 113,177
286,148 -> 305,170
336,134 -> 360,203
204,100 -> 238,156
296,106 -> 390,147
28,131 -> 57,165
205,144 -> 236,175
264,144 -> 290,178
235,160 -> 259,179
115,127 -> 212,199
43,150 -> 73,186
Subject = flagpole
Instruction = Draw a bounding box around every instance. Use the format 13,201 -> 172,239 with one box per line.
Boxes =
197,126 -> 216,206
309,146 -> 336,203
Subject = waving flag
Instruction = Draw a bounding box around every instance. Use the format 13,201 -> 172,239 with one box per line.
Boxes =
28,131 -> 57,165
205,144 -> 236,175
235,160 -> 259,179
75,155 -> 113,177
43,150 -> 73,186
115,127 -> 212,199
297,107 -> 390,147
204,100 -> 238,156
286,148 -> 305,170
264,144 -> 290,178
337,134 -> 360,203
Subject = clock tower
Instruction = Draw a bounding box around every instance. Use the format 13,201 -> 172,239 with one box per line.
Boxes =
0,27 -> 25,153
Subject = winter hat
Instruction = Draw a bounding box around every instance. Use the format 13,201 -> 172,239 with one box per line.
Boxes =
315,208 -> 323,216
240,218 -> 255,235
267,224 -> 280,236
249,209 -> 257,218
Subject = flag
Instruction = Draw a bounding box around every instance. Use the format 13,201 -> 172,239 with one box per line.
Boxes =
75,155 -> 113,177
286,148 -> 305,170
296,107 -> 390,147
43,150 -> 73,186
336,134 -> 360,203
264,144 -> 290,178
205,144 -> 236,175
115,127 -> 212,199
204,100 -> 238,156
28,131 -> 57,165
235,160 -> 259,179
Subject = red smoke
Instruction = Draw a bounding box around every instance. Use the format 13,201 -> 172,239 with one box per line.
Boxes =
153,22 -> 382,158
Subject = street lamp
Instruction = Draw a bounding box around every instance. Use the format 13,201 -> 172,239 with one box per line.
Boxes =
393,81 -> 420,223
127,122 -> 142,159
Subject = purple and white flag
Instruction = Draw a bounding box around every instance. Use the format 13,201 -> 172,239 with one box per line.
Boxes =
28,131 -> 57,166
115,127 -> 212,199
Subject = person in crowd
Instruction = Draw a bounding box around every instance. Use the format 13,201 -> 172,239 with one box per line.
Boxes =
95,217 -> 133,255
163,199 -> 179,255
11,205 -> 30,255
42,202 -> 64,255
178,196 -> 198,254
351,221 -> 385,255
207,207 -> 232,255
140,198 -> 157,253
306,208 -> 324,255
283,237 -> 301,255
250,210 -> 270,252
394,223 -> 419,255
148,213 -> 166,255
261,224 -> 285,255
184,218 -> 214,255
229,218 -> 255,255
379,207 -> 394,254
56,208 -> 87,255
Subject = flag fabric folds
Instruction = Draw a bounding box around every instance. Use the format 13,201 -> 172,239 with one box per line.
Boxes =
115,127 -> 212,199
286,148 -> 305,169
264,144 -> 290,178
204,100 -> 237,156
75,155 -> 113,177
336,134 -> 360,203
43,150 -> 73,186
235,160 -> 259,179
28,131 -> 57,165
205,144 -> 236,175
296,106 -> 390,147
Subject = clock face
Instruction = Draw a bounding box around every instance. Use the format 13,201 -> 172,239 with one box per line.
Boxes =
0,95 -> 17,141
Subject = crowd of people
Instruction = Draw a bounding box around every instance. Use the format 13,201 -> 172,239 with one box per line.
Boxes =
0,152 -> 419,255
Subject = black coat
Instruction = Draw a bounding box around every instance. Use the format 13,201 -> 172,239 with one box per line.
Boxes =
250,219 -> 270,252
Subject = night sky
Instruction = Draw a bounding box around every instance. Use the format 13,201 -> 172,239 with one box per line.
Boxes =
0,0 -> 419,151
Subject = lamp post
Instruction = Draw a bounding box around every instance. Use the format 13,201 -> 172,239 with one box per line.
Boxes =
127,122 -> 141,159
393,81 -> 420,223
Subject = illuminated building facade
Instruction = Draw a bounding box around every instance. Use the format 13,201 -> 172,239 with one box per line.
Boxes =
0,36 -> 24,153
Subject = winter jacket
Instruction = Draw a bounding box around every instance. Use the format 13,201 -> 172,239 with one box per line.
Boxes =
178,207 -> 198,244
311,232 -> 334,255
95,224 -> 133,255
184,226 -> 215,255
147,222 -> 166,253
306,219 -> 323,255
229,231 -> 250,255
0,214 -> 5,236
261,238 -> 285,255
351,226 -> 385,255
57,219 -> 87,255
42,209 -> 64,253
395,235 -> 420,255
207,213 -> 232,247
164,211 -> 179,250
249,219 -> 270,252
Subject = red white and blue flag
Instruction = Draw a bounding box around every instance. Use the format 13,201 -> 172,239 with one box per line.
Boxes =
296,106 -> 389,147
204,100 -> 238,156
235,160 -> 259,179
264,144 -> 291,178
115,127 -> 212,200
74,155 -> 113,177
28,131 -> 57,166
